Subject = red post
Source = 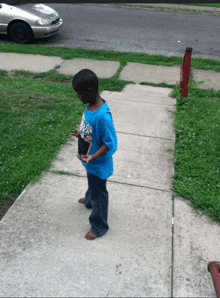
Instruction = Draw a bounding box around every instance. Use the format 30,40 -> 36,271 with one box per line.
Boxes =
208,262 -> 220,298
180,47 -> 192,98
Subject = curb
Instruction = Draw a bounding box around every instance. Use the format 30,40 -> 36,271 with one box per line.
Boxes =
95,3 -> 220,15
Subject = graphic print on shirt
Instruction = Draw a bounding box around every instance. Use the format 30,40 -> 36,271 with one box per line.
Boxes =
79,113 -> 93,141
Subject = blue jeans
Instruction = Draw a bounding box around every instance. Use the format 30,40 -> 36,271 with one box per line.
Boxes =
84,173 -> 109,237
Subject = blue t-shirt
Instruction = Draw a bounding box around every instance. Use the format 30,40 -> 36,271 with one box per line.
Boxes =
79,100 -> 117,180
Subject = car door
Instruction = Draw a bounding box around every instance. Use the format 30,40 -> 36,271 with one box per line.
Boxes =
0,3 -> 14,34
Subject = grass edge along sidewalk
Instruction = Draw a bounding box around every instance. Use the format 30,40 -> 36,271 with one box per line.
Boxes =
0,44 -> 220,226
1,43 -> 220,71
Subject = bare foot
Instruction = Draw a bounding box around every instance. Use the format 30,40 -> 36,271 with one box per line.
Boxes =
85,231 -> 97,240
78,198 -> 85,204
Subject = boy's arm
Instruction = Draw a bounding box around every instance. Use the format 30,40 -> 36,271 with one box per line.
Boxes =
77,144 -> 109,163
90,144 -> 109,161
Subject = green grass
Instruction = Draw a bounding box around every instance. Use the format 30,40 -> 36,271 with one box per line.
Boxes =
183,3 -> 220,8
0,44 -> 220,225
0,43 -> 184,66
1,43 -> 220,72
171,82 -> 220,223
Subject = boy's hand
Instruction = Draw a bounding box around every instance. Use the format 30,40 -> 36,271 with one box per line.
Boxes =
69,125 -> 80,138
77,155 -> 93,164
76,144 -> 108,164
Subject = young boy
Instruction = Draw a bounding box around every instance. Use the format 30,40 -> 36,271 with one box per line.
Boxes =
70,68 -> 117,240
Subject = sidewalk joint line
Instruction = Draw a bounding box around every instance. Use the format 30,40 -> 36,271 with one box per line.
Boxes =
171,195 -> 175,297
108,179 -> 172,192
109,97 -> 175,107
50,170 -> 86,178
117,131 -> 174,141
50,170 -> 172,193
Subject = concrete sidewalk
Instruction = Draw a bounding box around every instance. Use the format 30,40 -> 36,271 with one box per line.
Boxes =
0,54 -> 219,297
0,52 -> 220,90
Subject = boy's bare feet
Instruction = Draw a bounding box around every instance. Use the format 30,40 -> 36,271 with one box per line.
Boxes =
78,198 -> 92,209
85,231 -> 97,240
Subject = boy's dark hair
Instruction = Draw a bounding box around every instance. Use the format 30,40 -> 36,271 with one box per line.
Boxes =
72,69 -> 98,93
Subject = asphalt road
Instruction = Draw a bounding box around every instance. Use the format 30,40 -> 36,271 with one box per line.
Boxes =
2,3 -> 220,60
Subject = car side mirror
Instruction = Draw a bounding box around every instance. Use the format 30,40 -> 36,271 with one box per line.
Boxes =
0,4 -> 2,8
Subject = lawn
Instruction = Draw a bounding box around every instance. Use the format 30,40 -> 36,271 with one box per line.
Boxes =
171,83 -> 220,222
184,3 -> 220,8
0,44 -> 220,224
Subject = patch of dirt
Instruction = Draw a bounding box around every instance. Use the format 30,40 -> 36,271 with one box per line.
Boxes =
0,194 -> 19,221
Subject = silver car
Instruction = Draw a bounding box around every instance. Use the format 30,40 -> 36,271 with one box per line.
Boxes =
0,3 -> 63,44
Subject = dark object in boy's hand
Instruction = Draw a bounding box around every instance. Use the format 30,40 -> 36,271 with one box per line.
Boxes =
78,134 -> 92,156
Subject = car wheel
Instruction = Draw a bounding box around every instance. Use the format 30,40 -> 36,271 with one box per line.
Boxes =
10,22 -> 34,44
